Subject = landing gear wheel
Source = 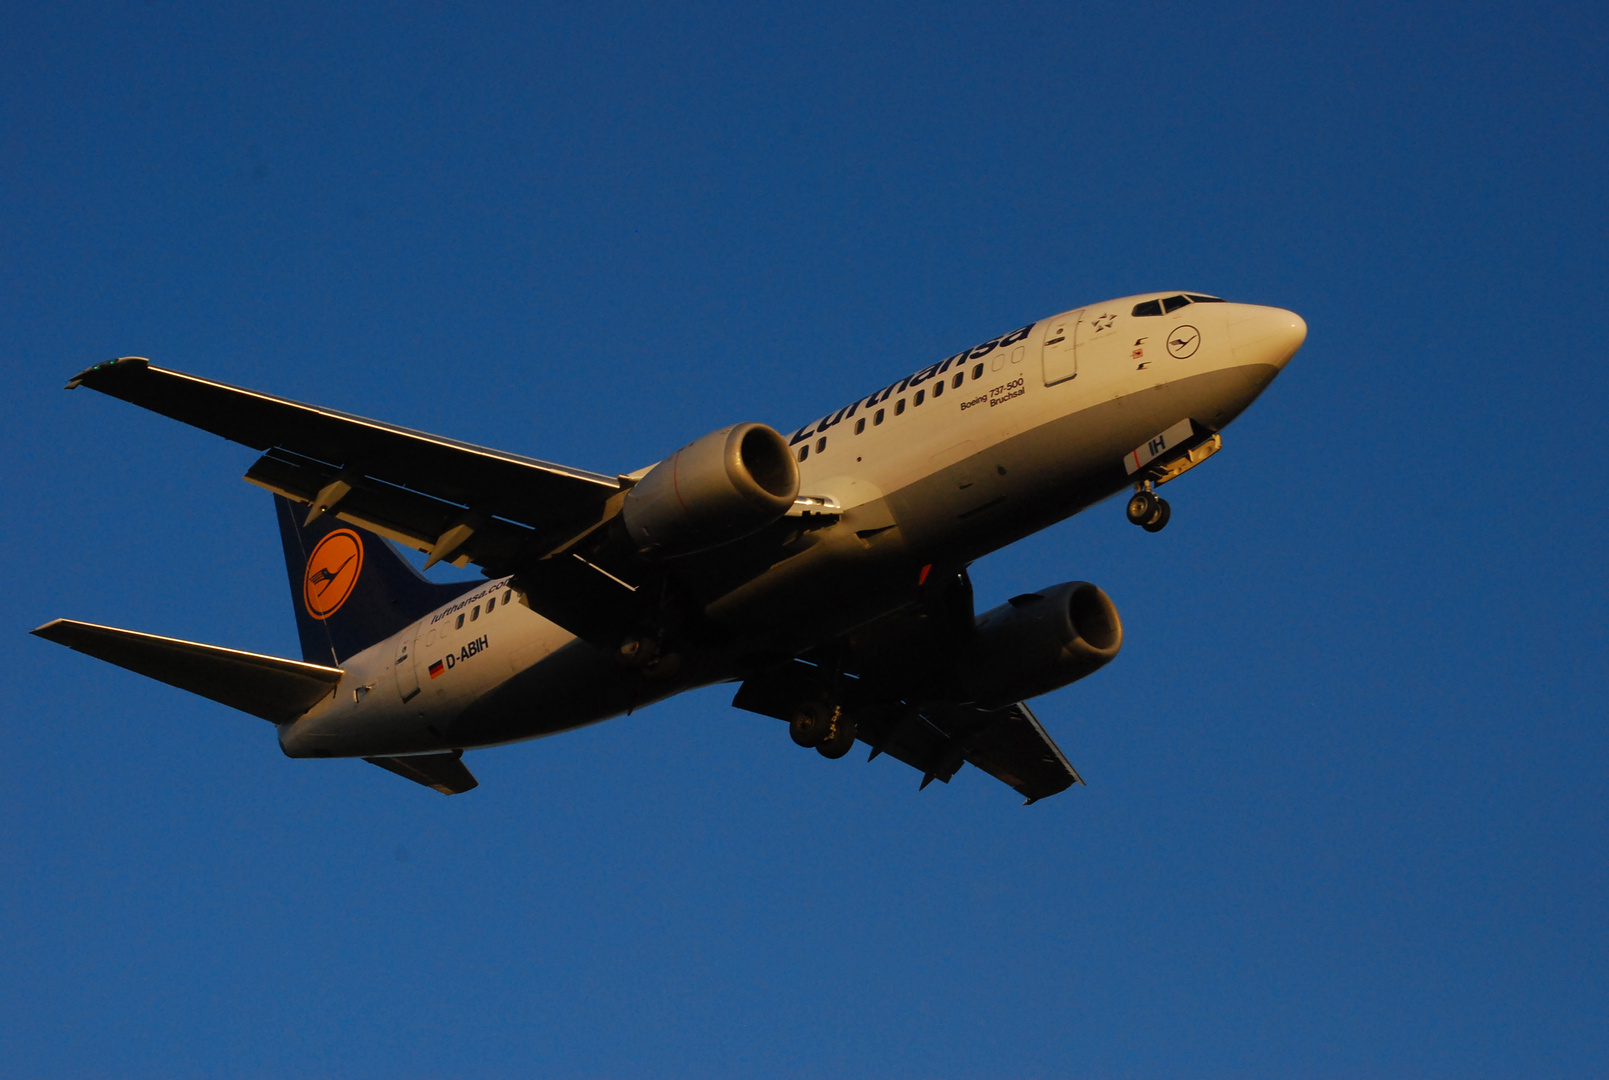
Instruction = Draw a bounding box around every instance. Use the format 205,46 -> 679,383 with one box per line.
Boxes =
816,712 -> 858,759
1127,491 -> 1159,527
1142,497 -> 1171,533
616,635 -> 659,668
789,702 -> 834,748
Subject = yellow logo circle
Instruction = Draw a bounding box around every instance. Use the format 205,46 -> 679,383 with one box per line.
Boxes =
303,529 -> 364,620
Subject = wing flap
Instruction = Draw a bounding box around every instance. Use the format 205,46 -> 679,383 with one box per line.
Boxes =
244,450 -> 538,571
32,618 -> 342,723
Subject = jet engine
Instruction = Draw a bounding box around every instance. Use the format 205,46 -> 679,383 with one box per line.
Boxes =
948,581 -> 1123,709
621,423 -> 801,558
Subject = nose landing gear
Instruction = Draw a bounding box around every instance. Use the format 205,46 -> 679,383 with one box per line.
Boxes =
1126,483 -> 1171,533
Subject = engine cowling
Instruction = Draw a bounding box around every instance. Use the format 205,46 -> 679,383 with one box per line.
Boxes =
949,581 -> 1123,709
621,423 -> 800,558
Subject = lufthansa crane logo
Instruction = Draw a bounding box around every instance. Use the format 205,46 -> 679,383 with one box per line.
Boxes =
303,529 -> 364,620
1167,325 -> 1201,359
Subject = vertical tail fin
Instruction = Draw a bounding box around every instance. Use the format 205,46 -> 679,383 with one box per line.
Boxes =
273,496 -> 470,665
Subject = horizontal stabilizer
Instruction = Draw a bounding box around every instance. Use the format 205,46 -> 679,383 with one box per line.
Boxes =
364,752 -> 479,795
31,618 -> 342,723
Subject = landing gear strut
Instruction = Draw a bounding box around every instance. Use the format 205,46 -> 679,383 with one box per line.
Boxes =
1126,482 -> 1171,533
788,701 -> 858,759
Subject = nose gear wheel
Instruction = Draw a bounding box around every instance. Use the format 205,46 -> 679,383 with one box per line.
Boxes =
1126,487 -> 1171,533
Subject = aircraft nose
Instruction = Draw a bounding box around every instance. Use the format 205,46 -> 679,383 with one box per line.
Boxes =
1228,306 -> 1307,370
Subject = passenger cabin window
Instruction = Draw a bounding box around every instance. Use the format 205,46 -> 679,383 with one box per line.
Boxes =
816,436 -> 827,454
1162,294 -> 1192,313
455,614 -> 465,629
487,597 -> 495,612
874,408 -> 885,425
972,363 -> 984,380
914,389 -> 925,406
471,605 -> 480,621
798,445 -> 809,462
503,590 -> 512,605
895,398 -> 906,415
931,380 -> 943,398
952,372 -> 964,389
855,417 -> 865,434
1132,299 -> 1164,317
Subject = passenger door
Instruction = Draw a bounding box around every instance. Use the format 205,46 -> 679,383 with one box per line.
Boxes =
1040,310 -> 1080,386
392,620 -> 422,704
1074,305 -> 1130,378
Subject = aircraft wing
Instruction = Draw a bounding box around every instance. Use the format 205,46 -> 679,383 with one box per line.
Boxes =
948,701 -> 1084,803
732,666 -> 1084,803
859,699 -> 1082,803
66,357 -> 626,576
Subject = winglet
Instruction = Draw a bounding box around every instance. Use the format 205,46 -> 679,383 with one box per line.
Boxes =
65,356 -> 149,390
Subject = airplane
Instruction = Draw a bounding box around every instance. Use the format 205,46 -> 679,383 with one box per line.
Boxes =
33,291 -> 1305,802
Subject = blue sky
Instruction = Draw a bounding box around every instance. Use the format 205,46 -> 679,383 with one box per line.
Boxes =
2,2 -> 1604,1076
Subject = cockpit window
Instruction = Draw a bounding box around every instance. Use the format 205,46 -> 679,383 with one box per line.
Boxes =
1186,294 -> 1225,303
1162,294 -> 1192,313
1132,299 -> 1163,317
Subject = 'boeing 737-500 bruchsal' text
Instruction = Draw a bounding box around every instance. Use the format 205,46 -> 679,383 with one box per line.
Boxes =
35,290 -> 1305,801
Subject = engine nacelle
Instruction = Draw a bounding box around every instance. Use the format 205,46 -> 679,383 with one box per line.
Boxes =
949,581 -> 1123,709
621,423 -> 800,558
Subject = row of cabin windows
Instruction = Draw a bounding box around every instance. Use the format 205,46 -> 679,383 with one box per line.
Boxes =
796,362 -> 993,461
1131,293 -> 1225,317
453,589 -> 515,629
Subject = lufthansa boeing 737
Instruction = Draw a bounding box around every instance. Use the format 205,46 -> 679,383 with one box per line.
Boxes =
34,291 -> 1305,801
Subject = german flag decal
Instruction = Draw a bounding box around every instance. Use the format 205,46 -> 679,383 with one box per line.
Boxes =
428,660 -> 445,679
303,529 -> 364,620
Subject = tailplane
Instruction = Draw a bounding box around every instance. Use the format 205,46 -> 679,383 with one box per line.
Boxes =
31,618 -> 342,723
274,495 -> 467,665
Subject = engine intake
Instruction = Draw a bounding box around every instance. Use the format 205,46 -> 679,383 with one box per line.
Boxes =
622,423 -> 800,558
950,581 -> 1123,708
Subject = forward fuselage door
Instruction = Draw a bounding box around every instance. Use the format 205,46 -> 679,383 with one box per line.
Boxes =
1074,305 -> 1131,380
1041,310 -> 1081,386
392,620 -> 422,704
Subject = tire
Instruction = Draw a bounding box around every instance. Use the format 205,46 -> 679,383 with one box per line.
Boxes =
817,712 -> 858,759
789,702 -> 833,748
616,635 -> 658,668
1143,498 -> 1171,533
1127,491 -> 1158,526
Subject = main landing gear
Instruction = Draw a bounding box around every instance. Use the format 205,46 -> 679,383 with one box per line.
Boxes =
1126,482 -> 1171,533
788,700 -> 858,759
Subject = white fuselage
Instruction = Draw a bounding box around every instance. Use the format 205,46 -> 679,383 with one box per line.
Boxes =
280,294 -> 1305,759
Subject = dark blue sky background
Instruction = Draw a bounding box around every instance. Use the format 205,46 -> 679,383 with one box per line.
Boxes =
3,2 -> 1604,1076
